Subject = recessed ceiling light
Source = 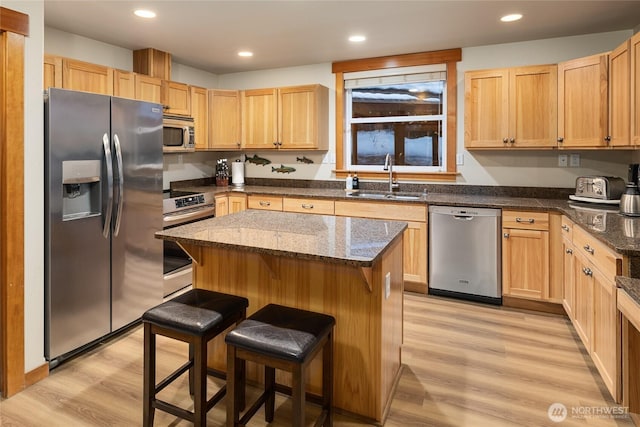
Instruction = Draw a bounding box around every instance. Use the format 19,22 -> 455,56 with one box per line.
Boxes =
349,35 -> 366,43
134,9 -> 156,19
238,51 -> 254,57
500,13 -> 523,22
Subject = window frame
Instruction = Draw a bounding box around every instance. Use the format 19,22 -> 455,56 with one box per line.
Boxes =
332,48 -> 461,181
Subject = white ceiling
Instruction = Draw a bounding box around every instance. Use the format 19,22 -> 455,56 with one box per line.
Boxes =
43,0 -> 640,75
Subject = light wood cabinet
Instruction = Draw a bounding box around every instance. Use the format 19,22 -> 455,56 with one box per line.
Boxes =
135,74 -> 162,104
247,194 -> 283,211
282,197 -> 334,215
61,58 -> 113,95
334,200 -> 428,292
242,84 -> 328,150
560,215 -> 575,318
609,39 -> 631,147
133,48 -> 171,80
557,53 -> 609,148
464,65 -> 557,149
162,80 -> 191,116
113,69 -> 135,99
502,210 -> 549,300
208,90 -> 241,150
190,86 -> 208,150
570,224 -> 625,402
215,194 -> 247,217
631,32 -> 640,146
43,54 -> 62,90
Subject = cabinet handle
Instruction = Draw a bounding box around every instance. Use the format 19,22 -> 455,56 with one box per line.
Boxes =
582,267 -> 593,277
605,136 -> 611,143
503,233 -> 510,238
503,138 -> 509,144
259,201 -> 271,207
509,138 -> 515,144
561,225 -> 570,232
273,142 -> 278,147
583,244 -> 594,255
557,137 -> 564,143
301,204 -> 314,209
566,248 -> 573,254
515,217 -> 534,224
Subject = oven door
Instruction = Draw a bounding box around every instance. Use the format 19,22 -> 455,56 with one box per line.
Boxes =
162,206 -> 215,297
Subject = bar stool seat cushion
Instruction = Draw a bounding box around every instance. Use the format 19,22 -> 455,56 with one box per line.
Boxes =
225,304 -> 335,363
142,289 -> 248,336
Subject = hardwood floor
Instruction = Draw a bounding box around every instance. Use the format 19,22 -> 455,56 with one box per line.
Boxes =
0,293 -> 634,426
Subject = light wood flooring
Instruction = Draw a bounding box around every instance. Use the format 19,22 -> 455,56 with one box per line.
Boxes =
0,293 -> 634,426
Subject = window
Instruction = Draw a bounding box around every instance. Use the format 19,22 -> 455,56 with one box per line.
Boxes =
332,49 -> 461,181
345,66 -> 446,172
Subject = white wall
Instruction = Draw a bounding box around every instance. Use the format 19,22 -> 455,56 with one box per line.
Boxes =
5,0 -> 45,373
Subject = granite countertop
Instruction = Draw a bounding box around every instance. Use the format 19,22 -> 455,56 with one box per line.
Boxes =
180,184 -> 640,258
156,210 -> 407,267
617,276 -> 640,308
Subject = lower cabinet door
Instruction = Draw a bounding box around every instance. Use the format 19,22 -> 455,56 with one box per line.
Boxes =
502,228 -> 549,300
573,252 -> 594,351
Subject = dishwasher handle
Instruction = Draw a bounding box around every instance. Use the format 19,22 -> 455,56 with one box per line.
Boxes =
453,215 -> 474,220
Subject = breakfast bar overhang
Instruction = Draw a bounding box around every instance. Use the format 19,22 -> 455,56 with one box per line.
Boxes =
156,210 -> 407,423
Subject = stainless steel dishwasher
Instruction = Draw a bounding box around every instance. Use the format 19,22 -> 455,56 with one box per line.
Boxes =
428,206 -> 502,304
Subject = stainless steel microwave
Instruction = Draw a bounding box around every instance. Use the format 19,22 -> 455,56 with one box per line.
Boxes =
162,115 -> 195,153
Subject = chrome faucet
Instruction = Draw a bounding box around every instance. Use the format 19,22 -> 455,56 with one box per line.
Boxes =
383,153 -> 400,192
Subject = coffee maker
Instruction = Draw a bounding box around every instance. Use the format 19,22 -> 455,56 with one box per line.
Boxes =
620,164 -> 640,216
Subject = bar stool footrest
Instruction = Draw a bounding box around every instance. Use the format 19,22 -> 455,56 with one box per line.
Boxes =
155,360 -> 192,394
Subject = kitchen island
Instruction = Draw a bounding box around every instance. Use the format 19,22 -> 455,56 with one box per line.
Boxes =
156,210 -> 407,423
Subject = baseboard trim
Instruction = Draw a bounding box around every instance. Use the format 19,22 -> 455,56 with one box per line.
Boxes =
404,281 -> 427,294
503,296 -> 567,315
24,363 -> 49,387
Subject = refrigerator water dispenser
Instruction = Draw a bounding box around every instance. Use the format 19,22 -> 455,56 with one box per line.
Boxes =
62,160 -> 101,220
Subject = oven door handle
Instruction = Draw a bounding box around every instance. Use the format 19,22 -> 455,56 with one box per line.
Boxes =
163,207 -> 215,227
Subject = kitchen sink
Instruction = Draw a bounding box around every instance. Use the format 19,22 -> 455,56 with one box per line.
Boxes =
346,192 -> 422,200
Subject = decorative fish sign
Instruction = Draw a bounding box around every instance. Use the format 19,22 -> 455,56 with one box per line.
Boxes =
296,156 -> 314,164
271,164 -> 296,174
245,154 -> 271,166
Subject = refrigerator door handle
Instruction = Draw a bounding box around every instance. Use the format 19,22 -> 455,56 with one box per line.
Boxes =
102,133 -> 114,238
113,133 -> 124,236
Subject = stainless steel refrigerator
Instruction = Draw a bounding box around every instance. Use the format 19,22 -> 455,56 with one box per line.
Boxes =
45,88 -> 164,366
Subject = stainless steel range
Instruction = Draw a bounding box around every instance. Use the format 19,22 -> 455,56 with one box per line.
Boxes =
162,190 -> 215,297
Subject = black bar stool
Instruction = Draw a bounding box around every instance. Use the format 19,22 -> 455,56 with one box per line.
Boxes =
225,304 -> 335,427
142,289 -> 249,427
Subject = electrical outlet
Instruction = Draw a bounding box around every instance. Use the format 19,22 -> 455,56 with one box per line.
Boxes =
558,154 -> 568,167
385,272 -> 391,299
456,153 -> 464,165
569,153 -> 581,167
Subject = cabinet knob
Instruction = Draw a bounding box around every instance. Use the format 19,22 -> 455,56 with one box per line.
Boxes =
557,137 -> 564,143
503,232 -> 510,238
273,142 -> 278,146
301,204 -> 314,209
259,200 -> 271,207
605,136 -> 611,143
583,245 -> 594,255
566,248 -> 573,254
582,267 -> 593,277
503,138 -> 509,144
561,225 -> 570,232
509,138 -> 515,144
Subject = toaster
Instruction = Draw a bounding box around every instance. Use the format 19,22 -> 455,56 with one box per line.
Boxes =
574,176 -> 626,200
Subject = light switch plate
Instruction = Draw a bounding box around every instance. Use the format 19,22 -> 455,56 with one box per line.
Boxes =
558,154 -> 568,167
569,153 -> 580,167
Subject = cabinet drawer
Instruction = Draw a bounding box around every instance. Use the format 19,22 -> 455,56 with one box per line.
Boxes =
334,201 -> 427,222
561,215 -> 574,241
502,210 -> 549,230
247,195 -> 283,211
573,225 -> 621,278
283,197 -> 334,215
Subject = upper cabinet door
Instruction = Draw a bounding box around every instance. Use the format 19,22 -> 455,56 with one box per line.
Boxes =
62,58 -> 113,95
135,74 -> 162,104
162,80 -> 191,116
631,32 -> 640,147
242,88 -> 278,150
557,53 -> 609,148
509,65 -> 557,148
190,86 -> 208,150
278,84 -> 328,150
464,69 -> 509,148
209,89 -> 241,150
113,69 -> 135,99
609,39 -> 631,147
